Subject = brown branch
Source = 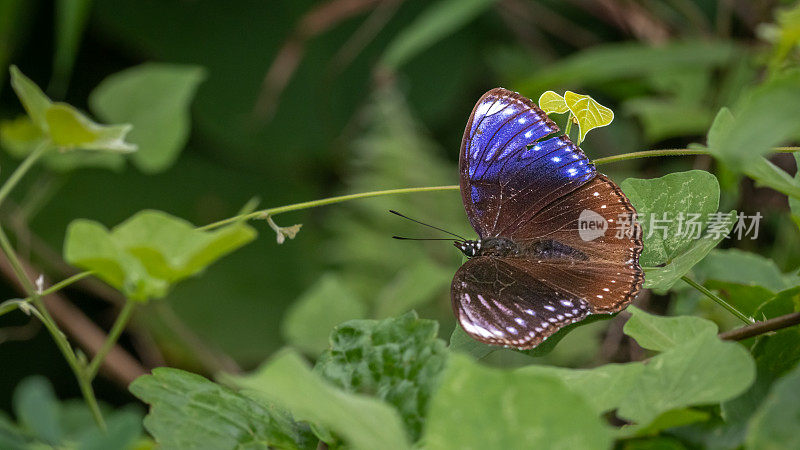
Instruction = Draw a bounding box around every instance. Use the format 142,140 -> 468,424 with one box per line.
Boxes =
719,312 -> 800,341
0,254 -> 147,386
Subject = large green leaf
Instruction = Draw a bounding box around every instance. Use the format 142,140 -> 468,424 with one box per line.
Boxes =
130,368 -> 309,450
790,152 -> 800,228
373,259 -> 451,318
424,354 -> 613,449
314,312 -> 448,441
642,212 -> 735,292
64,210 -> 256,301
621,171 -> 734,291
622,306 -> 717,352
226,349 -> 411,450
51,0 -> 93,96
707,75 -> 800,170
517,40 -> 737,93
12,376 -> 61,445
621,170 -> 720,266
618,308 -> 755,424
518,308 -> 755,427
380,0 -> 497,70
746,364 -> 800,450
282,274 -> 366,356
695,249 -> 799,292
89,63 -> 206,173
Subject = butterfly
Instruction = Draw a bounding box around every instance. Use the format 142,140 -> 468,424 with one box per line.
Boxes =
451,88 -> 644,349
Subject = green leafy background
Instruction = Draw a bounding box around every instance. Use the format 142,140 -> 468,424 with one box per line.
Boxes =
2,1 -> 800,449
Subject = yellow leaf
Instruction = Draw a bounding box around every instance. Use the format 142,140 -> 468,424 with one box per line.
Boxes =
538,90 -> 569,115
564,91 -> 614,143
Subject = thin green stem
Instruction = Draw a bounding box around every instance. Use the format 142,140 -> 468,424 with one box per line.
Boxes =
0,141 -> 49,211
593,146 -> 800,166
198,185 -> 460,231
198,146 -> 800,231
29,294 -> 105,429
0,271 -> 95,318
0,225 -> 36,295
86,299 -> 136,381
564,113 -> 573,139
0,226 -> 105,428
40,271 -> 95,297
681,276 -> 753,325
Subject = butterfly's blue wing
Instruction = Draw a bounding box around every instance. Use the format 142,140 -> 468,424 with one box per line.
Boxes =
459,88 -> 596,238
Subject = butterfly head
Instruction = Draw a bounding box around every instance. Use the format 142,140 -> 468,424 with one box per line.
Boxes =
455,240 -> 481,257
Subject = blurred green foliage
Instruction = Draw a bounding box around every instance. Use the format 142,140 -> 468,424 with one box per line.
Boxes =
2,0 -> 800,448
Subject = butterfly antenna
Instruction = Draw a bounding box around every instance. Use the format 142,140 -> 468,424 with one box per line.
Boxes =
389,210 -> 468,241
392,236 -> 460,241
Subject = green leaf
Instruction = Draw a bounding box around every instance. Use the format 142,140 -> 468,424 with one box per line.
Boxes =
74,409 -> 143,450
517,40 -> 737,94
423,354 -> 613,449
624,98 -> 713,143
281,274 -> 366,356
564,91 -> 614,143
51,0 -> 93,96
45,103 -> 136,152
537,90 -> 569,114
703,281 -> 775,318
380,0 -> 497,70
314,311 -> 448,442
761,2 -> 800,70
89,63 -> 206,173
755,286 -> 800,320
9,66 -> 52,131
130,368 -> 309,450
0,411 -> 30,450
622,170 -> 720,267
226,349 -> 411,450
64,210 -> 256,301
695,249 -> 798,292
643,211 -> 735,292
622,170 -> 735,292
617,313 -> 755,424
9,66 -> 136,154
622,306 -> 717,352
449,323 -> 496,359
742,155 -> 800,200
519,309 -> 755,426
373,259 -> 451,318
706,74 -> 800,170
0,115 -> 125,172
791,152 -> 800,228
12,376 -> 61,445
0,115 -> 44,156
519,362 -> 644,415
620,408 -> 710,438
746,364 -> 800,450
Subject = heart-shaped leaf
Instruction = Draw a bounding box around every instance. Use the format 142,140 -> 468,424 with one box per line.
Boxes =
564,90 -> 614,143
64,210 -> 256,302
89,63 -> 206,173
537,90 -> 569,114
8,66 -> 137,154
